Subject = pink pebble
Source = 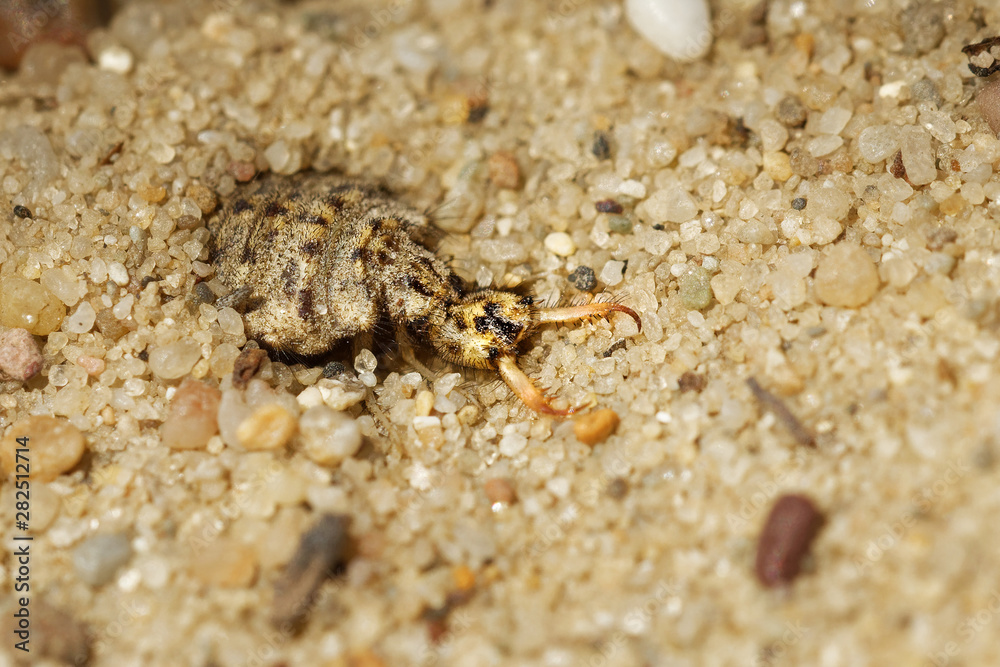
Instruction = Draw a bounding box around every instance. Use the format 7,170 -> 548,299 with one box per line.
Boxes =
76,355 -> 106,377
0,327 -> 43,382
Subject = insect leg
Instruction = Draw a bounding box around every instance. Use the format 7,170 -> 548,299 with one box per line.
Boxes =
535,302 -> 642,331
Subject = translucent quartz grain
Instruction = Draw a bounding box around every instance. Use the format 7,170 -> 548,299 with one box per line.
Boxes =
0,276 -> 66,335
899,125 -> 937,185
64,301 -> 97,334
0,415 -> 85,481
857,124 -> 900,163
814,244 -> 880,307
148,340 -> 202,379
299,405 -> 362,465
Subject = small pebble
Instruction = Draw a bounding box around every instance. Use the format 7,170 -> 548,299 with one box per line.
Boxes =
899,126 -> 936,185
148,339 -> 202,380
232,347 -> 268,389
0,415 -> 86,482
191,282 -> 216,305
567,265 -> 597,291
608,214 -> 634,234
900,1 -> 944,55
64,301 -> 96,334
162,377 -> 221,449
678,265 -> 712,310
95,308 -> 130,341
229,160 -> 257,182
452,564 -> 476,592
298,405 -> 362,466
186,183 -> 218,215
0,326 -> 43,381
73,533 -> 133,587
76,355 -> 106,377
271,514 -> 352,629
599,260 -> 627,286
814,244 -> 880,308
0,276 -> 66,335
488,151 -> 520,189
191,538 -> 258,588
776,96 -> 807,128
98,44 -> 134,73
606,477 -> 629,499
678,371 -> 706,393
592,131 -> 611,160
322,360 -> 347,378
13,204 -> 31,218
544,231 -> 576,257
625,0 -> 712,62
910,78 -> 942,108
762,151 -> 793,181
573,408 -> 620,445
790,197 -> 806,211
755,494 -> 824,587
595,199 -> 623,214
237,403 -> 298,451
484,478 -> 517,506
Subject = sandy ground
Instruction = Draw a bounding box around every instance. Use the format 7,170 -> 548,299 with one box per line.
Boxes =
2,0 -> 1000,665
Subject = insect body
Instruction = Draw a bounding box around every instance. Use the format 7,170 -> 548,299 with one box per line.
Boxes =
208,171 -> 640,415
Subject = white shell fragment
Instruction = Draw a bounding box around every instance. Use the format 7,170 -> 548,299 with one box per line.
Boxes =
624,0 -> 713,62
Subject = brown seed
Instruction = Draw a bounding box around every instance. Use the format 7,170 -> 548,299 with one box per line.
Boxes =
573,408 -> 620,445
755,494 -> 824,587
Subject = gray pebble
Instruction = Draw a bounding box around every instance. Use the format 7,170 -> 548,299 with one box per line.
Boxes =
73,533 -> 133,587
567,265 -> 597,291
776,95 -> 807,128
901,2 -> 944,55
191,281 -> 216,305
592,131 -> 611,160
910,78 -> 942,108
608,214 -> 633,234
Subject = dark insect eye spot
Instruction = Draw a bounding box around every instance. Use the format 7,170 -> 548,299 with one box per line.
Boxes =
519,295 -> 533,306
